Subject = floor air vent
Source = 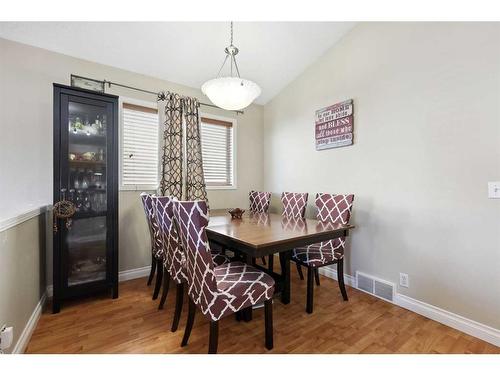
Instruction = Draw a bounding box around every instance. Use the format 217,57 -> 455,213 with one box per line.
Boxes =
355,271 -> 394,302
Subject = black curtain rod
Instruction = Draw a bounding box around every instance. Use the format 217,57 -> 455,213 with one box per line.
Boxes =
102,79 -> 244,115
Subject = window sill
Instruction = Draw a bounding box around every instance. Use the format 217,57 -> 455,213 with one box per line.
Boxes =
120,185 -> 158,192
206,185 -> 237,191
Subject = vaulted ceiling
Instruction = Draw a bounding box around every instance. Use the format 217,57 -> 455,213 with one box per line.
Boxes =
0,22 -> 355,104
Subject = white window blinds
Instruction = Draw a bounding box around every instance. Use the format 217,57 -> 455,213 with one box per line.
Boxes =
121,103 -> 159,189
200,117 -> 234,187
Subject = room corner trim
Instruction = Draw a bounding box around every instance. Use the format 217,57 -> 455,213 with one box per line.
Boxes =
319,266 -> 500,348
12,293 -> 47,354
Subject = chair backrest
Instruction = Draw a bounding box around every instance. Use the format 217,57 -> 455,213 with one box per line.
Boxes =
249,190 -> 271,213
173,200 -> 220,318
281,192 -> 308,218
140,192 -> 154,237
315,193 -> 354,225
140,192 -> 163,258
152,196 -> 186,284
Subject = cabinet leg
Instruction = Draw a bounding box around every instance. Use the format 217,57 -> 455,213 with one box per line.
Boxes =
52,299 -> 61,314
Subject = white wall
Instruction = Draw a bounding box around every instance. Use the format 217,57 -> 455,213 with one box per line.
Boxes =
264,23 -> 500,329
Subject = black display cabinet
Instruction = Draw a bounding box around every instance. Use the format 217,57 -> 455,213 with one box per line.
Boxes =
52,84 -> 119,313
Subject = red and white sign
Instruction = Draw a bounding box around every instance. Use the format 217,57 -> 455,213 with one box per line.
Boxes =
315,99 -> 354,150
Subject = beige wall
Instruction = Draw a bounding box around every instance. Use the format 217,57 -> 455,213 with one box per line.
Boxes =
0,213 -> 49,353
263,23 -> 500,328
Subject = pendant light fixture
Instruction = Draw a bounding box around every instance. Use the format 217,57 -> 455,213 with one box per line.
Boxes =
201,22 -> 261,111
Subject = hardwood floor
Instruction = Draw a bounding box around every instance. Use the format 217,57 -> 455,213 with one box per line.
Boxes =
26,271 -> 499,354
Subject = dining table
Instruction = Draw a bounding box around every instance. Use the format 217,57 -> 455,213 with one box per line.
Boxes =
207,209 -> 354,320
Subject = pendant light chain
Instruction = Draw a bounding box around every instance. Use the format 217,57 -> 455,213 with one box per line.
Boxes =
230,21 -> 233,46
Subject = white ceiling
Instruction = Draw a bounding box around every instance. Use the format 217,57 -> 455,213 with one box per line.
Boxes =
0,22 -> 355,104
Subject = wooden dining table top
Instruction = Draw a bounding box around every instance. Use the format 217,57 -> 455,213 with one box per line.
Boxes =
206,209 -> 354,257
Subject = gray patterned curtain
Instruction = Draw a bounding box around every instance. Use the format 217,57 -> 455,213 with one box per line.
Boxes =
158,92 -> 183,199
184,97 -> 208,201
157,92 -> 208,203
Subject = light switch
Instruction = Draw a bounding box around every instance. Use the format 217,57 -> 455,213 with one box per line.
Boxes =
488,182 -> 500,199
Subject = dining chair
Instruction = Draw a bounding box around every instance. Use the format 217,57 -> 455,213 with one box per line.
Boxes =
152,195 -> 187,331
281,192 -> 309,218
140,193 -> 165,300
153,196 -> 230,331
173,200 -> 275,354
291,193 -> 354,314
269,192 -> 309,272
249,190 -> 272,265
249,190 -> 272,213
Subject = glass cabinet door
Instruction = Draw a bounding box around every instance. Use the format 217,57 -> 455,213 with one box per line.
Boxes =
62,97 -> 111,287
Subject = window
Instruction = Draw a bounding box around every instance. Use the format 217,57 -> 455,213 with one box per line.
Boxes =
120,101 -> 159,190
200,115 -> 236,189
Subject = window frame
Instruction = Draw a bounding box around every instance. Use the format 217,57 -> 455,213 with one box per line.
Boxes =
119,97 -> 160,191
200,112 -> 237,191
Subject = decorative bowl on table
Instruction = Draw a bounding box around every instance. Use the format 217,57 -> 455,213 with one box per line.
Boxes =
228,208 -> 245,219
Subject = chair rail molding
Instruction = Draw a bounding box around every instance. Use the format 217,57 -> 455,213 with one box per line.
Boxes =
0,205 -> 50,233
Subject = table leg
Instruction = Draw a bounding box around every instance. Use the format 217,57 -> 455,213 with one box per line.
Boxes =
279,250 -> 291,304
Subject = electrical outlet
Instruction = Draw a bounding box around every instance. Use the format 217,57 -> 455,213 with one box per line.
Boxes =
0,325 -> 14,351
399,273 -> 409,288
488,182 -> 500,198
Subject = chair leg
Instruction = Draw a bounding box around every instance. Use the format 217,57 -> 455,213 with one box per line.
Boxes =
208,321 -> 219,354
152,263 -> 163,300
171,283 -> 184,332
314,269 -> 320,286
158,270 -> 170,310
337,259 -> 348,301
296,263 -> 304,280
261,256 -> 267,265
306,267 -> 314,314
181,299 -> 196,347
268,254 -> 274,272
264,299 -> 274,350
147,254 -> 156,286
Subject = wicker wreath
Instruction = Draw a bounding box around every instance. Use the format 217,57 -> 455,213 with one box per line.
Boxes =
53,199 -> 76,233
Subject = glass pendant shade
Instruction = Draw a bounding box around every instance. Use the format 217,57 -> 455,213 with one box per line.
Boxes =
201,77 -> 261,111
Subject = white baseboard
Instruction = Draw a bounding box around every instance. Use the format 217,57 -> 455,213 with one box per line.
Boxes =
12,293 -> 46,354
319,266 -> 500,348
318,264 -> 356,287
118,265 -> 151,282
395,293 -> 500,347
46,265 -> 152,298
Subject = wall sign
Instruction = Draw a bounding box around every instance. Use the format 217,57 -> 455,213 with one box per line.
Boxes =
70,74 -> 105,93
315,99 -> 354,150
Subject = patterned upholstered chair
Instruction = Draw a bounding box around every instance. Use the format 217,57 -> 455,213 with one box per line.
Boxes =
140,193 -> 165,300
249,190 -> 272,213
173,200 -> 275,354
153,196 -> 230,332
249,190 -> 272,265
281,192 -> 308,218
268,192 -> 309,272
291,193 -> 354,314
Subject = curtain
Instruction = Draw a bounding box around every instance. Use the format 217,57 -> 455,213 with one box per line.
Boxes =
184,97 -> 208,201
157,92 -> 208,203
